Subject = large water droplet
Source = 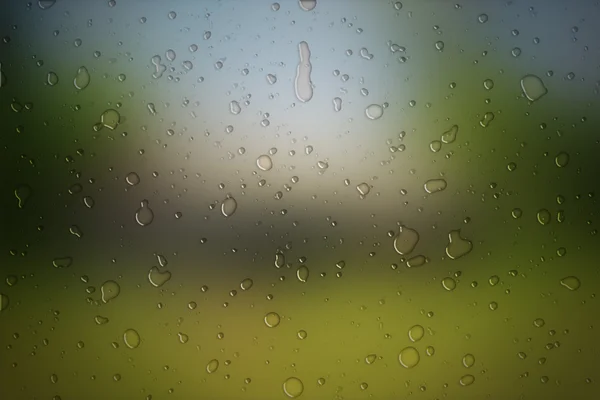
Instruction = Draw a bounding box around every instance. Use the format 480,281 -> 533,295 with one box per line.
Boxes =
229,100 -> 241,115
264,312 -> 281,328
135,200 -> 154,226
393,225 -> 419,255
123,329 -> 141,349
399,346 -> 420,368
101,280 -> 121,303
441,125 -> 458,144
14,185 -> 32,208
221,196 -> 238,217
424,179 -> 447,194
298,0 -> 316,11
148,267 -> 171,287
74,66 -> 90,90
52,257 -> 73,268
294,41 -> 313,102
520,74 -> 547,102
101,109 -> 120,130
283,377 -> 304,398
275,252 -> 286,268
257,154 -> 273,171
560,276 -> 580,291
365,104 -> 383,120
38,0 -> 56,9
445,230 -> 472,260
296,265 -> 309,282
206,359 -> 219,373
356,182 -> 370,196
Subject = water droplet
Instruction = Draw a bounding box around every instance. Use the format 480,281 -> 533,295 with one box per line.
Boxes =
47,72 -> 59,86
442,277 -> 457,291
123,329 -> 140,349
430,140 -> 442,152
555,152 -> 569,167
266,73 -> 277,84
445,230 -> 472,260
94,315 -> 109,325
257,155 -> 273,171
479,112 -> 495,127
408,325 -> 425,342
182,60 -> 193,71
125,172 -> 140,186
459,375 -> 475,386
394,2 -> 403,10
365,354 -> 377,364
462,353 -> 475,368
441,125 -> 458,144
399,347 -> 420,368
359,47 -> 374,60
272,3 -> 280,11
275,252 -> 286,268
83,196 -> 95,208
206,359 -> 219,373
14,185 -> 32,208
365,104 -> 383,120
165,49 -> 176,62
511,47 -> 522,57
332,97 -> 342,112
221,196 -> 238,217
168,11 -> 177,19
135,200 -> 154,226
478,13 -> 488,23
38,0 -> 56,9
406,255 -> 427,268
533,318 -> 545,328
283,377 -> 304,398
148,267 -> 171,287
296,265 -> 309,282
560,276 -> 580,291
434,41 -> 444,51
297,330 -> 307,339
101,280 -> 121,303
424,179 -> 447,194
393,225 -> 420,255
74,66 -> 90,90
52,257 -> 73,268
229,100 -> 241,115
240,278 -> 253,291
536,209 -> 551,225
178,332 -> 189,344
483,79 -> 494,90
264,312 -> 281,328
101,109 -> 120,130
69,225 -> 83,238
521,74 -> 547,102
0,293 -> 9,311
356,182 -> 370,196
294,41 -> 313,102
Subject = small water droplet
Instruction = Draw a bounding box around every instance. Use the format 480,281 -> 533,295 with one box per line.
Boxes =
560,276 -> 580,291
206,359 -> 219,373
257,155 -> 273,171
47,71 -> 59,86
460,375 -> 475,386
240,278 -> 253,291
229,100 -> 241,115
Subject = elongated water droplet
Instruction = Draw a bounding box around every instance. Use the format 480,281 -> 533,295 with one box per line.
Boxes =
298,0 -> 316,11
441,125 -> 458,144
560,276 -> 580,291
74,66 -> 90,90
445,230 -> 472,259
38,0 -> 56,9
135,200 -> 154,226
294,41 -> 313,102
460,375 -> 475,386
229,100 -> 241,115
333,97 -> 342,112
479,112 -> 495,127
52,257 -> 73,268
123,329 -> 141,349
275,252 -> 286,268
424,179 -> 447,194
148,267 -> 171,287
221,196 -> 238,217
406,255 -> 427,268
296,265 -> 309,282
206,359 -> 219,373
240,278 -> 253,291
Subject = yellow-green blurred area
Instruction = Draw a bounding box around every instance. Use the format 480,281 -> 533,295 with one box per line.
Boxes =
1,0 -> 599,399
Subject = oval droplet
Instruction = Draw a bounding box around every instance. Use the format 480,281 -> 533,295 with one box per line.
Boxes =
520,74 -> 547,102
257,154 -> 273,171
148,267 -> 171,287
560,276 -> 581,291
462,353 -> 475,368
365,104 -> 383,120
125,172 -> 140,186
240,278 -> 253,291
408,325 -> 425,342
424,179 -> 447,194
393,225 -> 420,255
206,359 -> 219,373
296,265 -> 309,282
221,197 -> 238,217
283,377 -> 304,398
74,66 -> 90,90
460,374 -> 475,386
123,329 -> 141,349
47,71 -> 59,86
399,346 -> 420,368
101,280 -> 121,303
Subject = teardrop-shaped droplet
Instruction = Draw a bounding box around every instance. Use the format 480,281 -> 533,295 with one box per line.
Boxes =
520,74 -> 547,102
148,266 -> 171,287
135,200 -> 154,226
101,280 -> 121,303
441,125 -> 458,144
296,265 -> 309,282
74,66 -> 90,90
393,225 -> 420,255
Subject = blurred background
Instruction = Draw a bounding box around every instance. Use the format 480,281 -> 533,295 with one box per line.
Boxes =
1,0 -> 599,399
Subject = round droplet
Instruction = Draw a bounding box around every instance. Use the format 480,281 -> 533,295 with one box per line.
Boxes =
52,257 -> 73,268
135,200 -> 154,226
83,196 -> 95,208
537,209 -> 551,225
560,276 -> 580,291
434,41 -> 444,51
206,359 -> 219,374
408,325 -> 425,342
511,208 -> 522,219
257,155 -> 273,171
365,354 -> 377,364
462,353 -> 475,368
296,265 -> 309,282
478,13 -> 488,23
74,66 -> 90,90
283,377 -> 304,398
297,330 -> 307,340
123,329 -> 141,349
47,71 -> 59,86
555,152 -> 569,168
240,278 -> 253,291
101,109 -> 120,130
460,375 -> 475,386
101,280 -> 121,303
125,172 -> 140,186
365,104 -> 383,120
393,225 -> 420,255
430,140 -> 442,152
356,183 -> 370,196
424,179 -> 447,194
0,293 -> 9,311
483,79 -> 494,90
441,277 -> 456,291
221,197 -> 238,217
399,346 -> 420,368
264,312 -> 281,328
520,74 -> 547,102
